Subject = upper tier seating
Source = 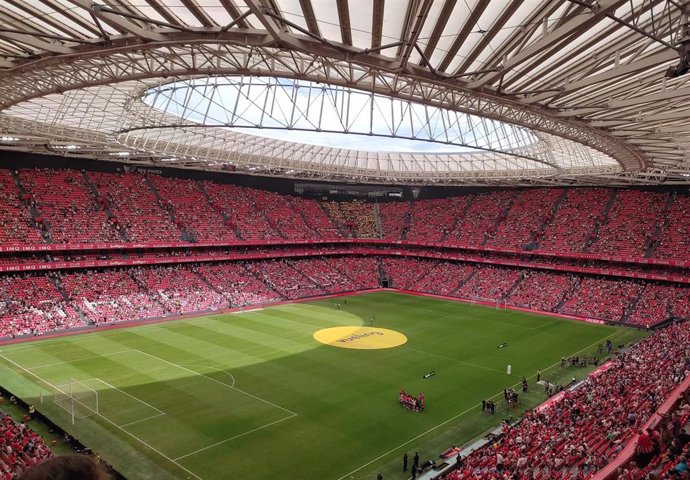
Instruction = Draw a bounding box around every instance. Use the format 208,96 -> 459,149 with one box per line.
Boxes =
0,170 -> 41,245
247,190 -> 321,240
379,202 -> 411,240
487,188 -> 564,250
19,170 -> 119,243
537,188 -> 611,253
588,190 -> 668,257
446,191 -> 515,246
1,168 -> 688,262
406,197 -> 470,243
655,193 -> 690,260
321,201 -> 378,238
148,176 -> 236,242
89,172 -> 182,242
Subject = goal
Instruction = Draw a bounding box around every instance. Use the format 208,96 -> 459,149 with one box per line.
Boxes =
468,297 -> 506,309
54,379 -> 99,424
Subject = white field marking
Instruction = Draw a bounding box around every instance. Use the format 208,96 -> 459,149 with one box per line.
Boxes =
231,307 -> 264,314
132,349 -> 297,416
0,354 -> 202,480
119,412 -> 166,428
403,347 -> 506,375
180,364 -> 235,387
173,413 -> 297,461
25,349 -> 136,370
84,377 -> 166,416
133,351 -> 298,461
533,320 -> 559,329
334,330 -> 623,480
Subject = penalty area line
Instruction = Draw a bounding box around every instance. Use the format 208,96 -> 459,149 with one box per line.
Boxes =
335,331 -> 623,480
132,349 -> 297,416
173,413 -> 297,461
0,354 -> 203,480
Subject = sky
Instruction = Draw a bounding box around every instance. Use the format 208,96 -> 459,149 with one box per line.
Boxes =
143,76 -> 537,155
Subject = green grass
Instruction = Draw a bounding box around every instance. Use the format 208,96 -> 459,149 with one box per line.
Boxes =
0,291 -> 647,480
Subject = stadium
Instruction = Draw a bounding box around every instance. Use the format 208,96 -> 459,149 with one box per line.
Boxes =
0,1 -> 689,479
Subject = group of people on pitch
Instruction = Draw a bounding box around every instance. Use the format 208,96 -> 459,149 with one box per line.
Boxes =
399,389 -> 426,412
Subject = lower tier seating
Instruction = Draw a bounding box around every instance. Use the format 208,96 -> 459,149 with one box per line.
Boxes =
0,412 -> 53,478
0,257 -> 688,339
438,321 -> 690,480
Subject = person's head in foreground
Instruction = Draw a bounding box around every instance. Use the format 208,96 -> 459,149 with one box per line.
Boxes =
18,454 -> 111,480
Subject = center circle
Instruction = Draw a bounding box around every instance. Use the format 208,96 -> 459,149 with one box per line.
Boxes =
313,326 -> 408,350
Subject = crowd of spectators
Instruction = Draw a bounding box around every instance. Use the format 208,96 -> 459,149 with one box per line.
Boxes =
412,261 -> 477,296
538,189 -> 614,253
439,321 -> 690,480
612,393 -> 690,480
589,191 -> 669,257
561,278 -> 643,323
455,266 -> 523,302
0,412 -> 53,479
447,191 -> 516,246
378,202 -> 412,240
0,273 -> 81,338
488,188 -> 564,249
321,200 -> 378,238
1,257 -> 688,339
655,193 -> 690,260
626,283 -> 690,329
148,176 -> 235,242
1,168 -> 689,265
505,271 -> 577,313
0,171 -> 41,245
89,172 -> 181,242
18,170 -> 119,244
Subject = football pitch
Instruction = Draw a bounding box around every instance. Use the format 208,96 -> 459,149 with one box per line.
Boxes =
0,291 -> 646,480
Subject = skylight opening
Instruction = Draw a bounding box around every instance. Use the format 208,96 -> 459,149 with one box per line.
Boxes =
142,76 -> 540,155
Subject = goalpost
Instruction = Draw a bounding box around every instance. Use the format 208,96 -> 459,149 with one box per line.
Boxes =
54,379 -> 99,425
468,297 -> 505,309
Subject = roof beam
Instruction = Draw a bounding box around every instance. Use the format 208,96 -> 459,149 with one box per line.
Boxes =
422,0 -> 456,60
438,0 -> 491,72
474,0 -> 566,82
4,0 -> 92,40
371,0 -> 385,49
641,107 -> 690,122
469,0 -> 630,88
524,49 -> 678,103
180,0 -> 215,27
243,0 -> 285,43
68,0 -> 167,40
336,0 -> 352,46
399,0 -> 434,69
219,0 -> 250,29
0,31 -> 74,54
141,0 -> 182,26
454,0 -> 523,76
607,86 -> 690,108
38,0 -> 103,37
298,0 -> 320,37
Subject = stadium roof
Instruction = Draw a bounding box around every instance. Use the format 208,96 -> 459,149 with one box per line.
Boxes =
0,0 -> 689,186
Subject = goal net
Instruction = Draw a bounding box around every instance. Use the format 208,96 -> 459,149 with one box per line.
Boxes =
54,379 -> 99,423
468,297 -> 505,309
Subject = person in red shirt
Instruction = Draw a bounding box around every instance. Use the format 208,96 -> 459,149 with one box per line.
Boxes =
634,428 -> 654,467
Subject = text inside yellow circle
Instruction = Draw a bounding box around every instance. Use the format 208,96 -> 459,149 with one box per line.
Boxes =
313,326 -> 408,350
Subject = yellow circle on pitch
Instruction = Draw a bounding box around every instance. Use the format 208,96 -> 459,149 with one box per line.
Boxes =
313,326 -> 407,349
